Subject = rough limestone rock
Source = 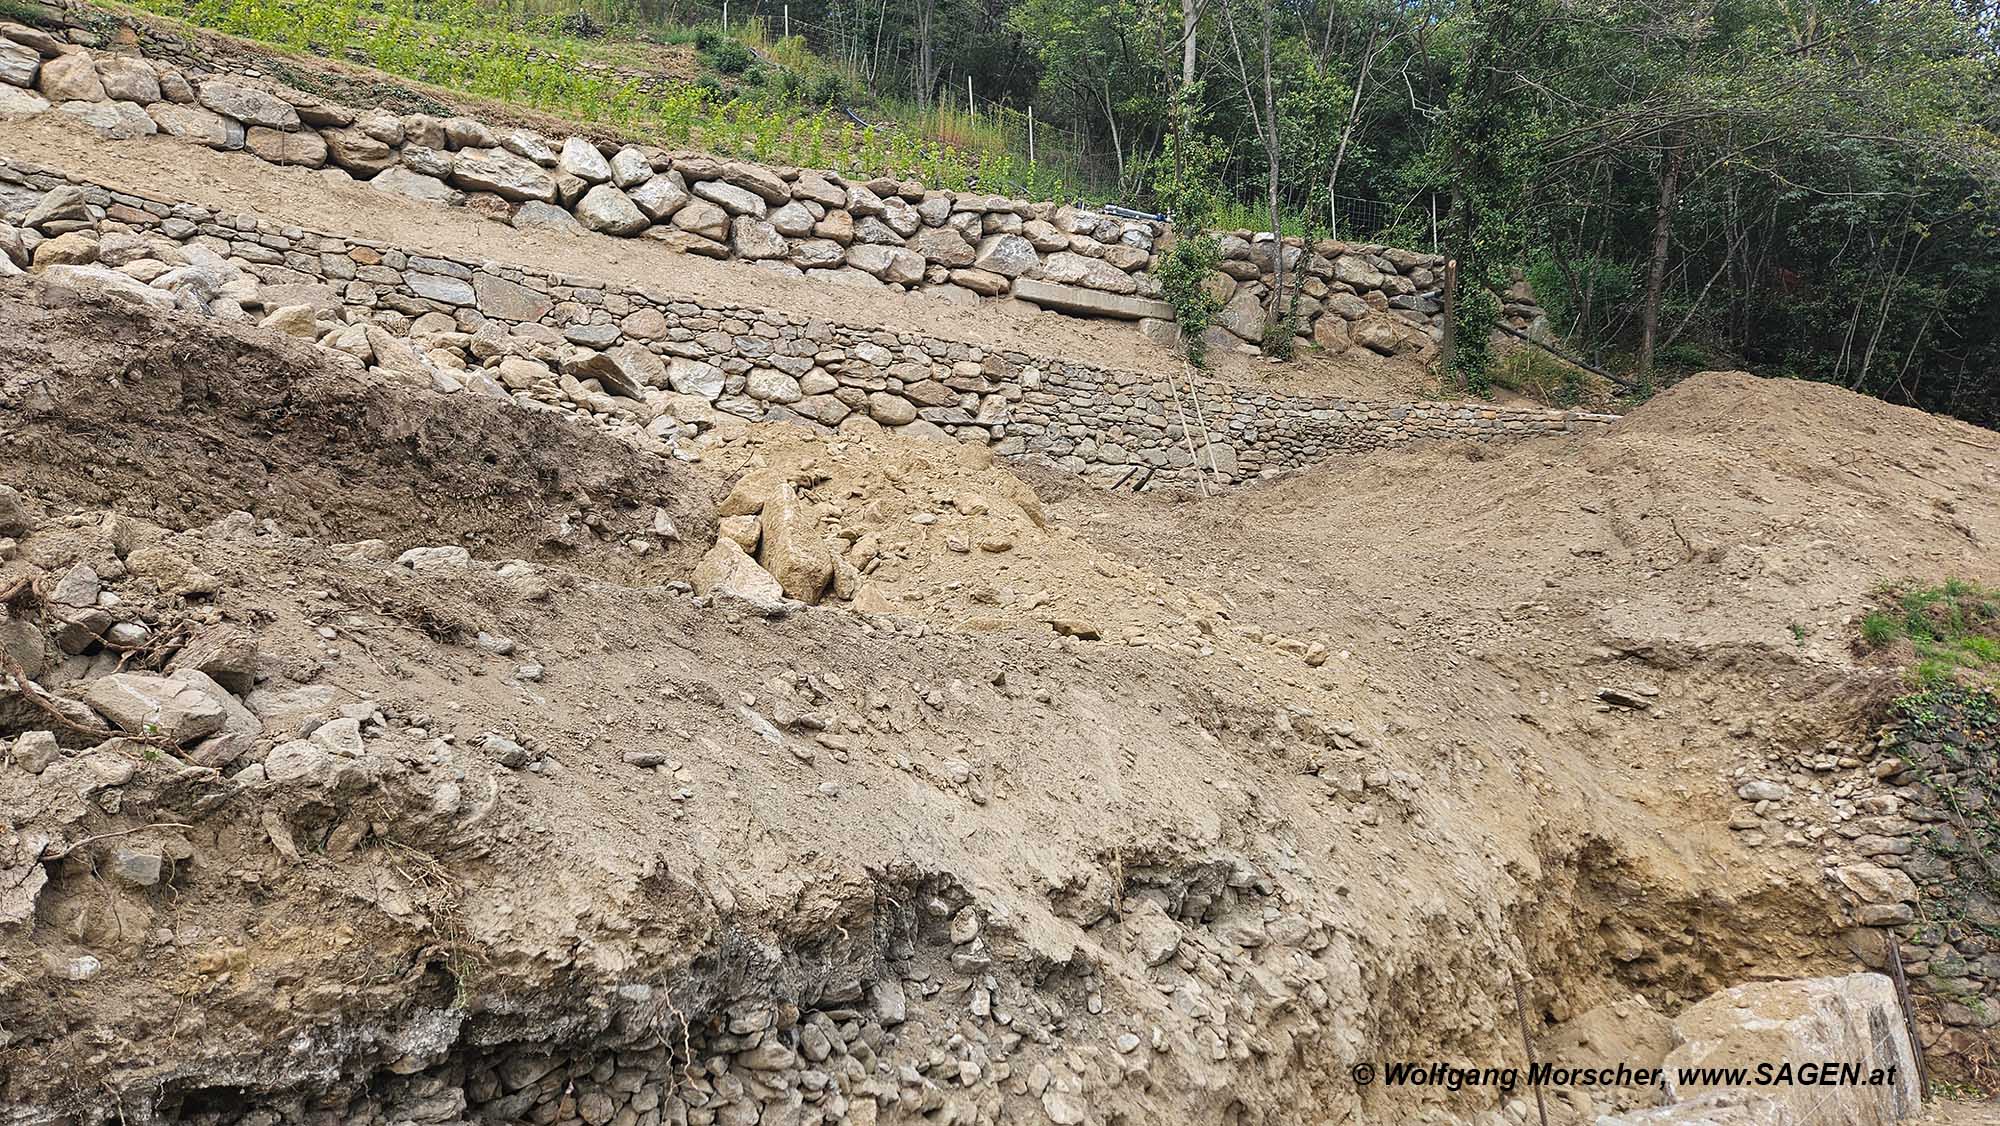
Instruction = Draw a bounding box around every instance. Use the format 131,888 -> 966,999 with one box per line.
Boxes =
768,201 -> 814,237
146,102 -> 240,148
720,161 -> 790,204
443,115 -> 496,148
1216,287 -> 1268,342
1333,254 -> 1385,289
322,124 -> 396,175
846,244 -> 924,284
196,81 -> 297,129
585,343 -> 665,399
730,216 -> 787,260
693,178 -> 767,218
0,40 -> 38,88
972,233 -> 1038,277
630,171 -> 689,221
693,538 -> 786,611
449,147 -> 559,203
668,358 -> 725,401
912,226 -> 976,267
670,199 -> 729,241
58,99 -> 157,139
39,264 -> 175,311
244,125 -> 326,167
37,51 -> 102,102
1352,315 -> 1426,356
1311,314 -> 1350,352
1602,974 -> 1920,1125
511,200 -> 583,234
1038,251 -> 1138,295
369,166 -> 460,205
83,673 -> 226,745
34,230 -> 98,266
0,84 -> 47,114
575,184 -> 648,236
757,484 -> 834,604
866,392 -> 918,425
557,136 -> 612,183
1323,291 -> 1371,320
93,56 -> 159,103
793,170 -> 846,208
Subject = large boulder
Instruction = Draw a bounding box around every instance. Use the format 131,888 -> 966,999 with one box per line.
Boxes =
82,673 -> 226,745
719,160 -> 791,204
757,484 -> 833,604
196,81 -> 298,129
557,135 -> 612,183
36,52 -> 102,102
244,125 -> 327,167
0,40 -> 39,88
846,244 -> 924,284
1602,974 -> 1920,1125
693,538 -> 786,611
630,171 -> 689,221
667,358 -> 725,400
912,226 -> 975,267
57,100 -> 157,139
94,56 -> 159,102
322,124 -> 397,176
730,216 -> 787,260
370,166 -> 461,205
449,147 -> 559,203
670,199 -> 730,241
692,178 -> 767,218
1037,251 -> 1137,294
973,233 -> 1038,277
575,184 -> 648,236
147,102 -> 241,148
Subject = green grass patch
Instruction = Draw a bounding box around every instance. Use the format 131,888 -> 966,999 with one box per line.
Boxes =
116,0 -> 1084,197
1858,578 -> 2000,688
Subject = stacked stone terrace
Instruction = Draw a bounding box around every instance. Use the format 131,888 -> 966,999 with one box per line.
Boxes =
0,14 -> 1616,483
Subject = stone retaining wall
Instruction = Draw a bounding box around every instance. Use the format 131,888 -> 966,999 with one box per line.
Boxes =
12,8 -> 1447,360
0,155 -> 1616,483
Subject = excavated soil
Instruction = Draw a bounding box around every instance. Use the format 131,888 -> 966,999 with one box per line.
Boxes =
6,279 -> 1998,1124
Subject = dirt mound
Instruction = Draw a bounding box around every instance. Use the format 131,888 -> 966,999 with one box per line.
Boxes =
5,285 -> 1996,1125
0,278 -> 714,582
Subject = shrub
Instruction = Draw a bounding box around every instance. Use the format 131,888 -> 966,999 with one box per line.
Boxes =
1157,234 -> 1223,367
1448,280 -> 1501,397
705,36 -> 753,75
808,71 -> 845,107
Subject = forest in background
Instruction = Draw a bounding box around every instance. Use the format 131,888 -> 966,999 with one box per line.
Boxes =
118,0 -> 2000,422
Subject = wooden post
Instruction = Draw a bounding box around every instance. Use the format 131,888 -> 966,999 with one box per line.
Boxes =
1440,257 -> 1459,384
1430,194 -> 1438,253
722,0 -> 728,29
967,74 -> 974,118
1028,105 -> 1036,165
784,3 -> 789,37
1511,972 -> 1551,1126
1887,934 -> 1931,1094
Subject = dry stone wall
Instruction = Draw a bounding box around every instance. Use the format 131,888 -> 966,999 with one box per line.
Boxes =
10,10 -> 1449,359
0,156 -> 1616,484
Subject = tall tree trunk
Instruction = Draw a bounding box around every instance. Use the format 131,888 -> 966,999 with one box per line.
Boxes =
1635,135 -> 1683,386
912,0 -> 936,109
1179,0 -> 1198,88
1100,81 -> 1125,191
1324,21 -> 1378,237
1259,0 -> 1284,336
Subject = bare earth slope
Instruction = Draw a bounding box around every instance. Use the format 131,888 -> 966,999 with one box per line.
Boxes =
5,280 -> 1997,1125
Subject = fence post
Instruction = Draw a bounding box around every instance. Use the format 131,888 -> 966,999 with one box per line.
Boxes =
1430,194 -> 1438,253
1028,105 -> 1036,165
1440,257 -> 1459,385
783,3 -> 789,37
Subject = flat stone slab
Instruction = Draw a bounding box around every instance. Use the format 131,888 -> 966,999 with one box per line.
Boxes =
1011,278 -> 1172,322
